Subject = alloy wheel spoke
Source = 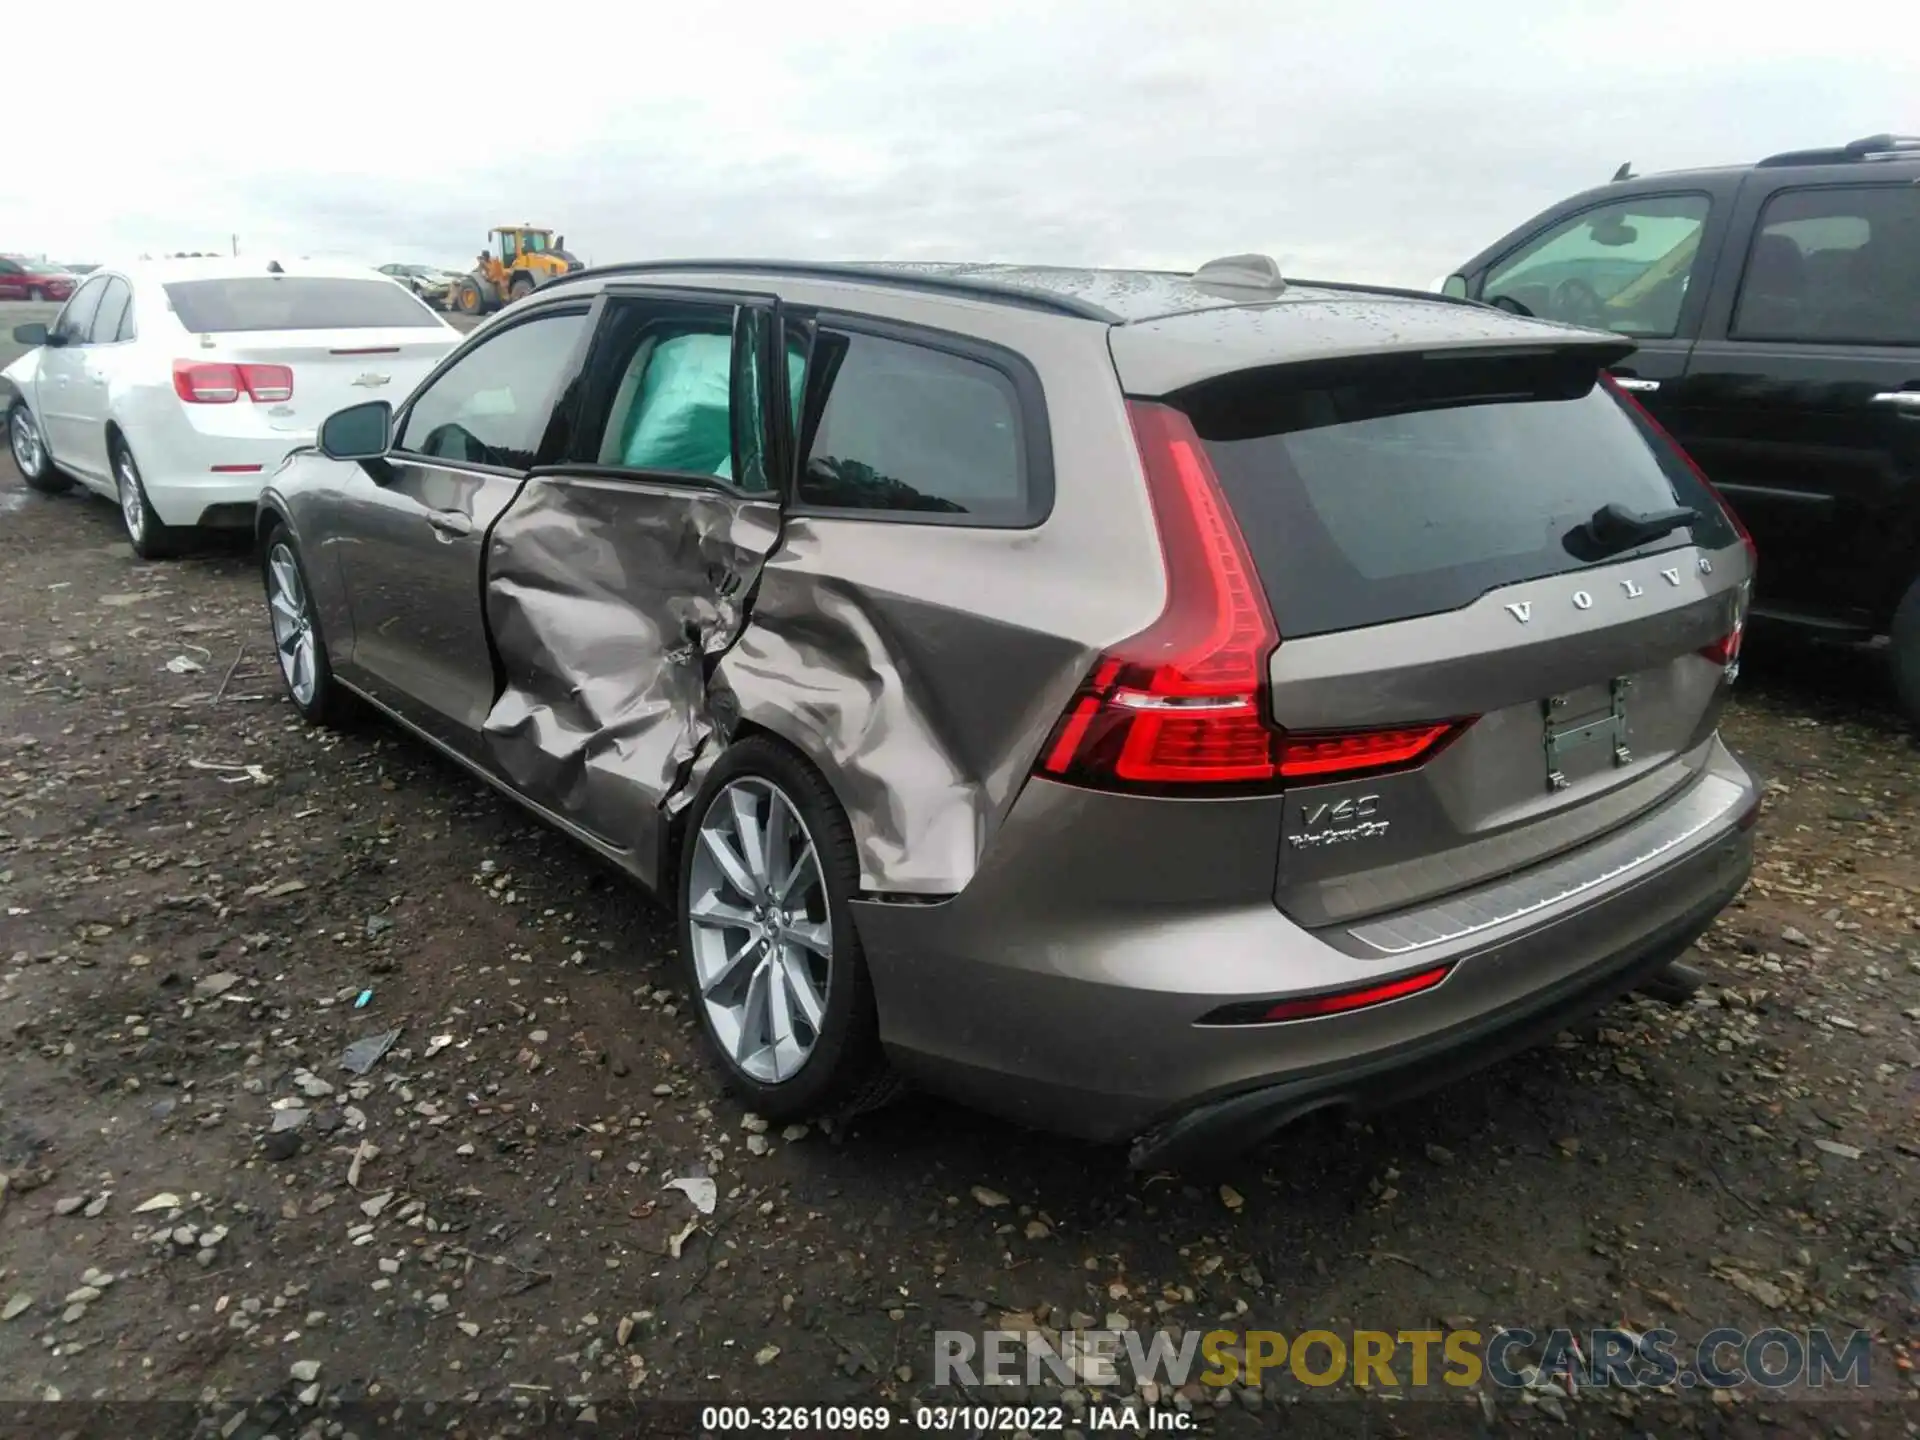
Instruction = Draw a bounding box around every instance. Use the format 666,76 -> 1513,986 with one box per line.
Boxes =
775,841 -> 817,904
700,933 -> 760,997
764,794 -> 793,893
782,955 -> 827,1031
781,918 -> 831,957
737,960 -> 773,1066
688,892 -> 754,930
698,824 -> 758,901
728,786 -> 769,886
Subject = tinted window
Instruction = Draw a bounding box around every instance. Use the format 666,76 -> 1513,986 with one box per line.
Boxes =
396,310 -> 589,469
164,277 -> 441,333
89,278 -> 132,344
1188,358 -> 1736,637
53,277 -> 108,343
1732,185 -> 1920,346
1482,194 -> 1711,338
798,330 -> 1026,520
0,259 -> 20,276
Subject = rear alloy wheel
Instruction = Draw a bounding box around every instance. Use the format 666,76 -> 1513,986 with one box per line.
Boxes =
263,527 -> 354,728
113,441 -> 182,559
8,403 -> 68,493
679,739 -> 889,1120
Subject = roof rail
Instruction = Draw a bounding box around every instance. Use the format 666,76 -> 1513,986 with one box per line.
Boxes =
1756,133 -> 1920,168
543,258 -> 1121,321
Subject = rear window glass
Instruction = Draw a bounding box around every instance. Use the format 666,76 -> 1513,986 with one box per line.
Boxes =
164,278 -> 440,333
1188,362 -> 1736,637
798,329 -> 1031,522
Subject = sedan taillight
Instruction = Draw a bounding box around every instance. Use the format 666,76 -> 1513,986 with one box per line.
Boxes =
172,361 -> 294,405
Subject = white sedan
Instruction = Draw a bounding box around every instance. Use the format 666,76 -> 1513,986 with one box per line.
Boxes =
3,257 -> 461,558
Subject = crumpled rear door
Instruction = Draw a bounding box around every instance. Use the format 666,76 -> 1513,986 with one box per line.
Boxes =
479,293 -> 789,887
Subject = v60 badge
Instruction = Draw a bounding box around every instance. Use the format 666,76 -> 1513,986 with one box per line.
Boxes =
1287,793 -> 1390,850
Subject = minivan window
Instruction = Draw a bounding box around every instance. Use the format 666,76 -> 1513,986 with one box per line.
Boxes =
1187,359 -> 1737,637
797,330 -> 1027,521
164,277 -> 442,333
1481,194 -> 1711,338
1731,185 -> 1920,346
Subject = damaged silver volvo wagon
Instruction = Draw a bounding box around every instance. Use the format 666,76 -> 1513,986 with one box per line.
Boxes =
255,255 -> 1760,1168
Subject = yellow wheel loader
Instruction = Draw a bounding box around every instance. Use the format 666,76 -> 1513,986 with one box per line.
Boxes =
449,226 -> 580,315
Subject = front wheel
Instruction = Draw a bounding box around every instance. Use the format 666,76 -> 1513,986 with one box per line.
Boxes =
677,738 -> 890,1120
1889,573 -> 1920,727
262,526 -> 356,728
8,403 -> 68,493
113,440 -> 183,559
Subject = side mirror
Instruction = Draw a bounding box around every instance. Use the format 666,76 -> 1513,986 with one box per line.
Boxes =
1440,274 -> 1471,299
319,400 -> 393,461
11,323 -> 49,346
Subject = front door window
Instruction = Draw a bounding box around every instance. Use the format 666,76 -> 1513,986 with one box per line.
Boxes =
1482,194 -> 1712,338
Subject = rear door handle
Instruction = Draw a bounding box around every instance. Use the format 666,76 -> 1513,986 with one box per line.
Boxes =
1868,390 -> 1920,411
425,510 -> 472,538
1612,376 -> 1660,393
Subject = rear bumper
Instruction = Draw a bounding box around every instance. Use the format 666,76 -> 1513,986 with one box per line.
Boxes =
1125,864 -> 1742,1169
852,736 -> 1756,1153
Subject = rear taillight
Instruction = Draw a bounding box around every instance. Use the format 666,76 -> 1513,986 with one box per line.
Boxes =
172,361 -> 294,405
1035,401 -> 1471,792
1699,620 -> 1744,669
1602,374 -> 1756,570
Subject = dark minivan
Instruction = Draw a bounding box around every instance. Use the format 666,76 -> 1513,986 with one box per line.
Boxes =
1444,134 -> 1920,720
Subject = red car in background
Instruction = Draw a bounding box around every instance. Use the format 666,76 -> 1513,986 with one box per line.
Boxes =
0,256 -> 77,302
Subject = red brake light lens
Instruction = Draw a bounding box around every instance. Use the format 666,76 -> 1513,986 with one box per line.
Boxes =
172,361 -> 294,405
1199,963 -> 1456,1025
1035,401 -> 1471,791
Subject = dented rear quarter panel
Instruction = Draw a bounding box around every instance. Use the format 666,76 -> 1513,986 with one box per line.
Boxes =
700,278 -> 1166,897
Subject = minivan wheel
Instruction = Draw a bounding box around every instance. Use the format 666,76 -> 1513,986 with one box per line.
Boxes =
113,440 -> 182,559
8,403 -> 67,493
262,525 -> 356,728
678,738 -> 887,1120
1890,573 -> 1920,727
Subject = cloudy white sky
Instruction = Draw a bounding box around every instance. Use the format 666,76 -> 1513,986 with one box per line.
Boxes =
10,1 -> 1914,285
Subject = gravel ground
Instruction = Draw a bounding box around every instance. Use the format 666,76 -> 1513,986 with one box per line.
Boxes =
0,323 -> 1917,1435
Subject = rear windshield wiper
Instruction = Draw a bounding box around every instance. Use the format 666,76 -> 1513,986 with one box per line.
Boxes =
1565,501 -> 1699,561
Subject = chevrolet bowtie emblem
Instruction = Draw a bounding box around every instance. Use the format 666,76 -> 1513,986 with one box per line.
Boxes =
350,372 -> 392,388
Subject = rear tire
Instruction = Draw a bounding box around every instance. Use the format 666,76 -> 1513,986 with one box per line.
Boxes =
1890,572 -> 1920,727
261,525 -> 357,729
112,439 -> 183,559
509,274 -> 534,300
8,403 -> 68,493
677,737 -> 890,1121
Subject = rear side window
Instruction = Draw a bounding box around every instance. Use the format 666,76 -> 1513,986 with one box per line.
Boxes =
796,328 -> 1036,523
164,277 -> 442,333
1187,357 -> 1737,637
1732,185 -> 1920,346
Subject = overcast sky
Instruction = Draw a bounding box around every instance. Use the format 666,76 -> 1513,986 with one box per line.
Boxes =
9,1 -> 1913,285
